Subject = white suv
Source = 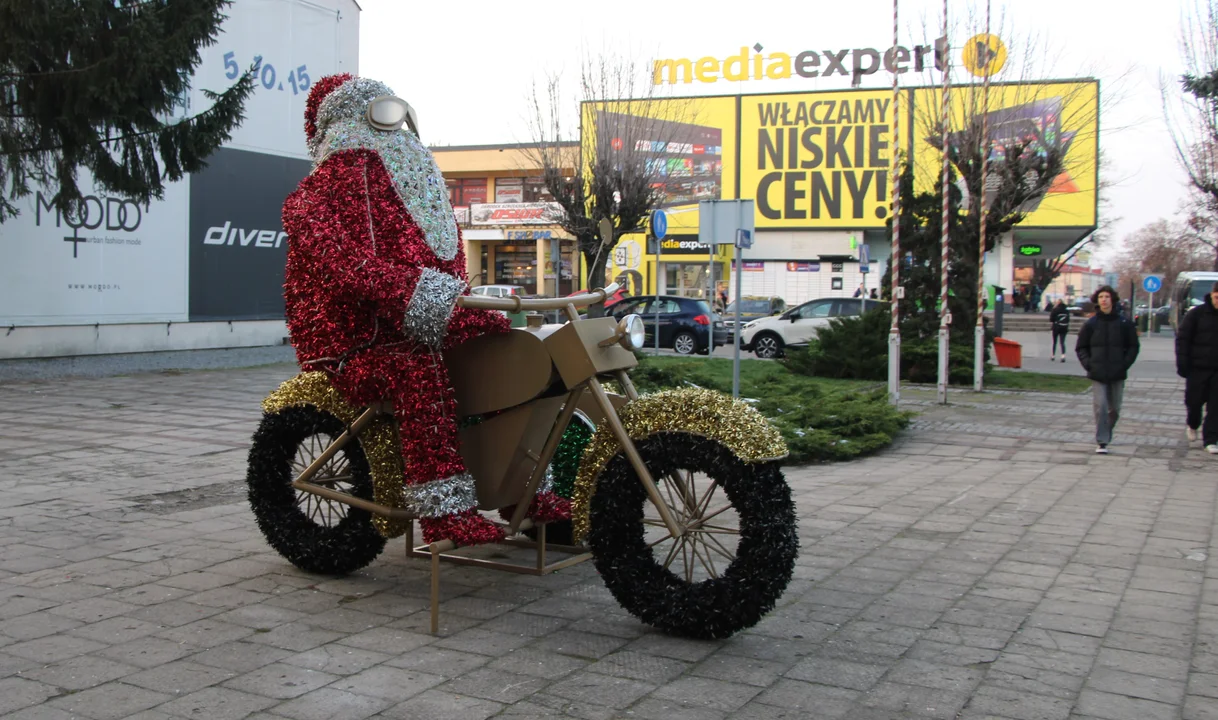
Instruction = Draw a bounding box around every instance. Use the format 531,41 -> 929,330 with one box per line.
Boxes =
740,297 -> 879,359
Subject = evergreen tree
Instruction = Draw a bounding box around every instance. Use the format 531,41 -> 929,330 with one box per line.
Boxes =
0,0 -> 255,223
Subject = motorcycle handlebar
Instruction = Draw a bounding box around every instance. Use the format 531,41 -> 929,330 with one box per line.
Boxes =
458,283 -> 620,313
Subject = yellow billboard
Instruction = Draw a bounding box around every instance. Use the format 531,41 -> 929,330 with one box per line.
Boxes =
739,90 -> 895,228
910,80 -> 1098,228
581,96 -> 737,234
579,79 -> 1097,233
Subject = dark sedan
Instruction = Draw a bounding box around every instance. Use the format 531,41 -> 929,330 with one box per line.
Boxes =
609,295 -> 727,354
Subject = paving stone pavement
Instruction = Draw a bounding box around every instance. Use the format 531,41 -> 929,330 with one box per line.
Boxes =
0,363 -> 1215,720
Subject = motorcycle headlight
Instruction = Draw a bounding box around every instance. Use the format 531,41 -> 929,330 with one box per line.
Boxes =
620,314 -> 646,351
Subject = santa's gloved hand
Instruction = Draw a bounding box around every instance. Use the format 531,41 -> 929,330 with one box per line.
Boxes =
403,269 -> 466,347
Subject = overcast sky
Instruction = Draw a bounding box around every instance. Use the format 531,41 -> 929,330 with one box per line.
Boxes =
358,0 -> 1191,263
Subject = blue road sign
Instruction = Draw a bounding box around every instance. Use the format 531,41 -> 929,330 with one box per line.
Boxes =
859,244 -> 870,273
1143,275 -> 1162,293
652,210 -> 668,240
735,229 -> 753,249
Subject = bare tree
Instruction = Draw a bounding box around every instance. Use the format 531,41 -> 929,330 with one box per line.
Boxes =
1165,0 -> 1218,267
525,53 -> 697,311
1109,218 -> 1212,288
902,13 -> 1106,332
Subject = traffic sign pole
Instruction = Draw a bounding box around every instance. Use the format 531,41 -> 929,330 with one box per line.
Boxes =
732,229 -> 752,398
1142,275 -> 1163,334
652,210 -> 667,354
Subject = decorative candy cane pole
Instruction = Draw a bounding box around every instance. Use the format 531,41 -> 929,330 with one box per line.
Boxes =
974,0 -> 991,391
888,0 -> 902,406
937,0 -> 951,406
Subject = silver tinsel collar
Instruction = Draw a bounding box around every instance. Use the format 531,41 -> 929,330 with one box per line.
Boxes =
312,77 -> 459,262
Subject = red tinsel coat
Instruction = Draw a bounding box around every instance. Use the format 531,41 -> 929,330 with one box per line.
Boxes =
282,148 -> 507,394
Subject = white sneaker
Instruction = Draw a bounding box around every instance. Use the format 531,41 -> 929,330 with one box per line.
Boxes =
1050,354 -> 1056,361
1095,444 -> 1108,454
1188,427 -> 1198,442
1207,444 -> 1218,455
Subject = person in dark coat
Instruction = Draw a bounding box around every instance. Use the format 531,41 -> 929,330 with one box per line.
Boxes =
1049,299 -> 1071,362
1174,282 -> 1218,452
1076,286 -> 1140,454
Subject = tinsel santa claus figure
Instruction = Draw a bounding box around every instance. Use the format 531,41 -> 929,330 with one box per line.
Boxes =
282,74 -> 569,547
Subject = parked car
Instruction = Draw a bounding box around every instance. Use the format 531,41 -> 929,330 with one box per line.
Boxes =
609,295 -> 727,355
740,297 -> 883,359
723,296 -> 786,337
1066,300 -> 1093,317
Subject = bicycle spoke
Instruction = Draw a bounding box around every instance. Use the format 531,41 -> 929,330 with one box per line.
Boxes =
662,534 -> 685,569
689,522 -> 739,535
680,537 -> 691,581
701,531 -> 737,562
691,535 -> 719,578
691,503 -> 733,528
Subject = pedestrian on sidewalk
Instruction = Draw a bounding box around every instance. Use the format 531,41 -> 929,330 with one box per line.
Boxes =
1174,281 -> 1218,453
1076,286 -> 1140,454
1049,299 -> 1071,362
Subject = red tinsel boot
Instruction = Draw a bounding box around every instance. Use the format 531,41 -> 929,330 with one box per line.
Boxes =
421,509 -> 505,547
498,491 -> 572,525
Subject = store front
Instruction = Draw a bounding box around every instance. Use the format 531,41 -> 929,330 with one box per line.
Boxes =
464,214 -> 578,297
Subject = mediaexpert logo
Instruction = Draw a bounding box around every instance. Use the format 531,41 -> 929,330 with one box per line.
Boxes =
202,220 -> 287,248
652,35 -> 1003,88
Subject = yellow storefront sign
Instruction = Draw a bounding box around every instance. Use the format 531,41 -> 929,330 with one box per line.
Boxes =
910,80 -> 1098,228
581,96 -> 738,235
580,79 -> 1097,234
740,90 -> 895,228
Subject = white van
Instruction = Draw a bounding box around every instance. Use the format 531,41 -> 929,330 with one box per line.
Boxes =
1171,271 -> 1218,331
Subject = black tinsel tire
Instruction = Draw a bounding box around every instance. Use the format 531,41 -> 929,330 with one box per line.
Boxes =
247,405 -> 386,575
588,432 -> 798,640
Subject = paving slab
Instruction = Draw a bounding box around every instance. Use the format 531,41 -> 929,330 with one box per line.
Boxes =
0,364 -> 1215,718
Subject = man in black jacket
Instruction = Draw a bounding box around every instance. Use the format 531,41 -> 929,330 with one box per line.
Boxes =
1076,286 -> 1140,454
1174,282 -> 1218,453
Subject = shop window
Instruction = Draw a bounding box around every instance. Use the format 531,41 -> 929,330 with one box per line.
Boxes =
445,178 -> 487,206
525,177 -> 555,202
493,245 -> 537,295
495,177 -> 523,203
832,277 -> 843,291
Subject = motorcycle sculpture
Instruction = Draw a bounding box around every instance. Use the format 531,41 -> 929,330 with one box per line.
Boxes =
246,284 -> 799,639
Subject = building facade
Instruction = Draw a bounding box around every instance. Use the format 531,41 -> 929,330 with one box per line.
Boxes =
432,143 -> 581,298
0,0 -> 361,360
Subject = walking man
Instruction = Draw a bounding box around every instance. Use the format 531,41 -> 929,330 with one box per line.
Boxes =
1174,282 -> 1218,453
1076,286 -> 1139,454
1049,298 -> 1071,362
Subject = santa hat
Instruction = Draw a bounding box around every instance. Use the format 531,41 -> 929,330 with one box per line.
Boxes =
304,73 -> 354,144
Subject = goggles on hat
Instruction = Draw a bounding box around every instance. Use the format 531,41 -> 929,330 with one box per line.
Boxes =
366,95 -> 419,135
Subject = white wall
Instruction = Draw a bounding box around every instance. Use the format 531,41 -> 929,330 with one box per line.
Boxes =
735,261 -> 869,307
1,0 -> 359,359
0,321 -> 289,360
194,0 -> 360,160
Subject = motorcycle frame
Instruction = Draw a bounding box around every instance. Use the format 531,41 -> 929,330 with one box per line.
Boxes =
289,289 -> 684,632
